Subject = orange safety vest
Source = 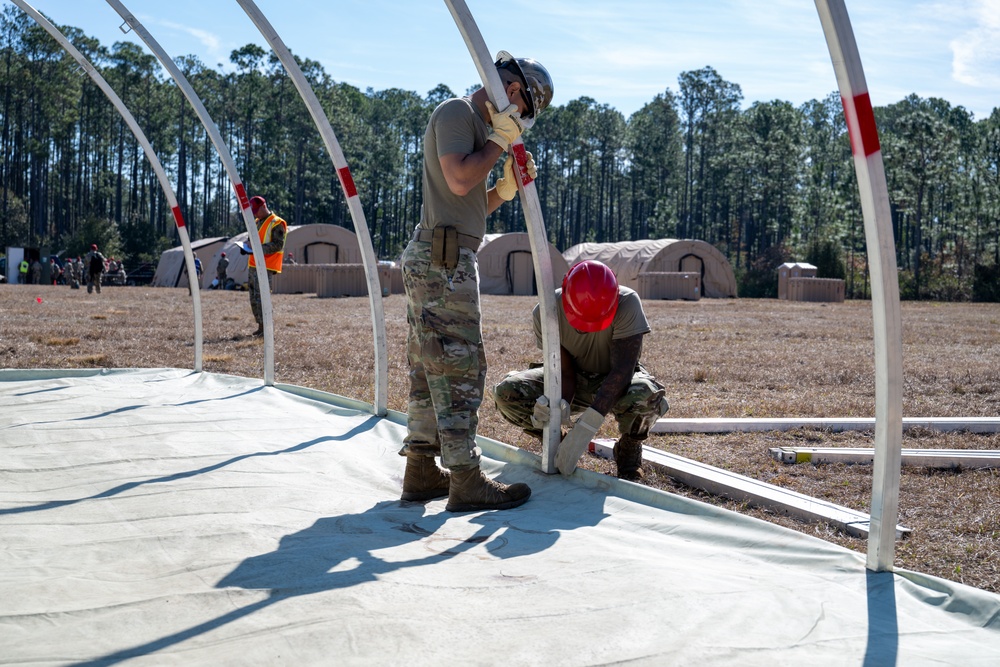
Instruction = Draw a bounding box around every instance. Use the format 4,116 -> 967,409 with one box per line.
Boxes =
248,214 -> 287,273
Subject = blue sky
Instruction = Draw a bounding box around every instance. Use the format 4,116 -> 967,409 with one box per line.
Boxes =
18,0 -> 1000,121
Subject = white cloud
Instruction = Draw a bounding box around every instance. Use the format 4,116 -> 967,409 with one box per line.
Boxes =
154,19 -> 223,57
949,0 -> 1000,87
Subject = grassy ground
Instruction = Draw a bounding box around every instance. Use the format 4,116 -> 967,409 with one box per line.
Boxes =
2,283 -> 998,593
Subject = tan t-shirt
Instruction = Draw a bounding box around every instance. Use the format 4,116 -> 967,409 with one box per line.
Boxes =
532,287 -> 650,374
419,97 -> 489,241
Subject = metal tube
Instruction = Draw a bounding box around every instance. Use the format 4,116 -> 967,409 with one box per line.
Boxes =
105,0 -> 277,386
13,0 -> 204,371
233,0 -> 388,416
814,0 -> 904,572
443,0 -> 563,473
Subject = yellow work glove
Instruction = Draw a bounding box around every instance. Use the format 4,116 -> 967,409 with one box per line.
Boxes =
555,407 -> 604,476
486,101 -> 524,149
495,151 -> 537,201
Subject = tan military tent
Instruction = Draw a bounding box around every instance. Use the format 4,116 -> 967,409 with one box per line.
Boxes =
151,237 -> 228,289
477,232 -> 570,295
563,239 -> 737,298
199,224 -> 362,290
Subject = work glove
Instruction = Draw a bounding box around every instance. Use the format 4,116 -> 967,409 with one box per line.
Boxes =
530,395 -> 573,430
239,242 -> 252,256
555,407 -> 604,476
495,151 -> 537,201
485,101 -> 524,149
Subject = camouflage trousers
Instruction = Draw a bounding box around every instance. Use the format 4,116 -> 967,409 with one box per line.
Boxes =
248,267 -> 274,326
493,363 -> 669,439
399,239 -> 485,470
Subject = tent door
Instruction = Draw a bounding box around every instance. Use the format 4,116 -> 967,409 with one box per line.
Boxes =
304,243 -> 338,264
508,251 -> 535,295
680,253 -> 704,280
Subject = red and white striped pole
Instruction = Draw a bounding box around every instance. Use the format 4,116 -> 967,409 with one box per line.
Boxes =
13,0 -> 204,372
443,0 -> 563,474
815,0 -> 903,572
234,0 -> 389,416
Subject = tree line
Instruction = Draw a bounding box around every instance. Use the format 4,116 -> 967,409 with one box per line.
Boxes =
3,6 -> 999,300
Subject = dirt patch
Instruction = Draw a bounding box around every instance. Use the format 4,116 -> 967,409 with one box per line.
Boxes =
2,284 -> 998,592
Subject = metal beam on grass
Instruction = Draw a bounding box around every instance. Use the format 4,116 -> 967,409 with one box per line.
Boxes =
14,0 -> 204,372
653,417 -> 1000,435
814,0 -> 903,572
771,447 -> 1000,470
443,0 -> 562,474
105,0 -> 278,386
233,0 -> 388,416
590,439 -> 911,540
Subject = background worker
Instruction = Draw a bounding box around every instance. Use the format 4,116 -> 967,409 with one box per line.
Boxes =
215,251 -> 229,289
85,244 -> 105,294
241,196 -> 287,336
493,260 -> 669,480
398,50 -> 552,512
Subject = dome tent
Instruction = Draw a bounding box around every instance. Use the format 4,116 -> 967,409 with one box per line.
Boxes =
200,224 -> 362,290
477,232 -> 570,295
563,239 -> 737,298
151,237 -> 228,289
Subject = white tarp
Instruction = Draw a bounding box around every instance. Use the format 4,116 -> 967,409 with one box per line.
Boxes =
2,368 -> 999,665
564,239 -> 738,298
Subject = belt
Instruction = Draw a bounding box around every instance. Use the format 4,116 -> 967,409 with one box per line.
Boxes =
412,227 -> 481,251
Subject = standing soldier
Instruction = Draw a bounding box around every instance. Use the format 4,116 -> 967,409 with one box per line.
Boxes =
68,257 -> 81,289
241,196 -> 287,336
216,251 -> 229,289
397,50 -> 552,511
85,244 -> 106,294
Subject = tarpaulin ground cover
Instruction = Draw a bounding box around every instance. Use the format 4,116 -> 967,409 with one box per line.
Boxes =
2,368 -> 999,666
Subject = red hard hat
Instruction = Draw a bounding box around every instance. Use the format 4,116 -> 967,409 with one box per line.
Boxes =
562,260 -> 619,332
250,196 -> 266,216
91,244 -> 97,250
220,252 -> 226,257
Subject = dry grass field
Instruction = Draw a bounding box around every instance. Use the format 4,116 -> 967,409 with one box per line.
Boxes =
2,283 -> 999,593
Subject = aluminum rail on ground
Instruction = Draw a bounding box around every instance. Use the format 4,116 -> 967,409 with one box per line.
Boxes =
105,0 -> 277,386
13,0 -> 204,372
233,0 -> 387,416
443,0 -> 562,473
652,417 -> 1000,434
815,0 -> 903,572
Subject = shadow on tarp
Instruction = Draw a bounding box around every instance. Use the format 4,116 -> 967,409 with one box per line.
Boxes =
75,482 -> 609,666
0,415 -> 381,517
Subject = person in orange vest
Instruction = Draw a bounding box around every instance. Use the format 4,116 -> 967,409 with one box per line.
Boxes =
241,196 -> 287,336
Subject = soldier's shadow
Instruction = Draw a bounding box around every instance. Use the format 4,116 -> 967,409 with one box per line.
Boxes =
78,475 -> 610,666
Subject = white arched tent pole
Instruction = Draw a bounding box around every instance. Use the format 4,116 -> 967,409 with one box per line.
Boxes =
105,0 -> 277,386
815,0 -> 903,572
13,0 -> 204,372
234,0 -> 388,416
443,0 -> 562,474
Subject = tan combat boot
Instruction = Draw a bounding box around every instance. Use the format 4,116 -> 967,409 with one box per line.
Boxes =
613,435 -> 645,481
400,453 -> 451,502
445,465 -> 531,512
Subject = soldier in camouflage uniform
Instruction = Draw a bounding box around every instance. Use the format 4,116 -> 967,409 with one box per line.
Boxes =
494,260 -> 669,480
399,51 -> 553,512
